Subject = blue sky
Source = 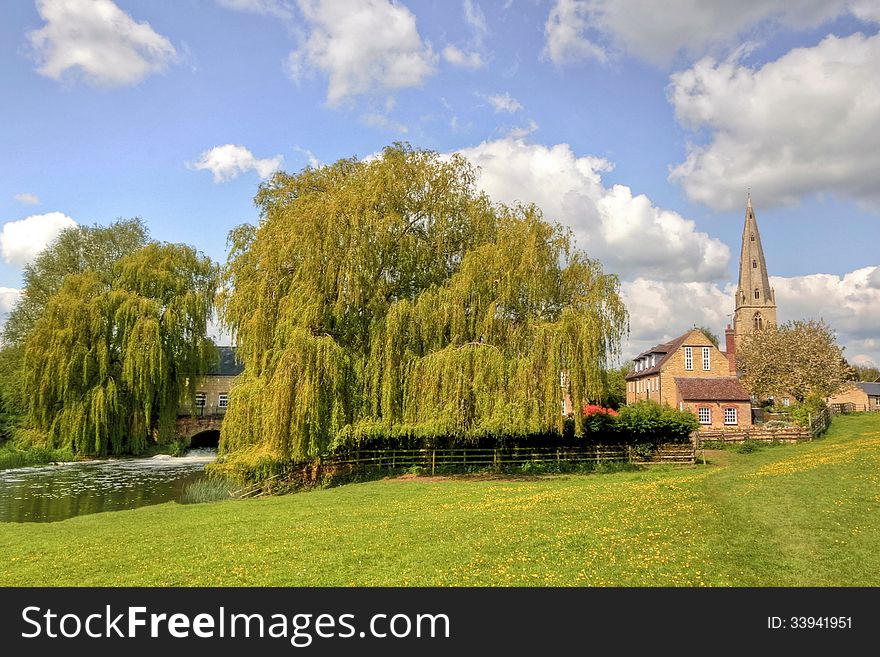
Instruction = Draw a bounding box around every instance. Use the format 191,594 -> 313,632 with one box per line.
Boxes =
1,0 -> 879,364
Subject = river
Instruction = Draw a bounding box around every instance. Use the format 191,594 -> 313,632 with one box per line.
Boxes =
0,449 -> 217,523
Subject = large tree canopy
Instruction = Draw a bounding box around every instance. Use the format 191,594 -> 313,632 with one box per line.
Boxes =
219,144 -> 628,461
22,242 -> 218,455
738,319 -> 854,402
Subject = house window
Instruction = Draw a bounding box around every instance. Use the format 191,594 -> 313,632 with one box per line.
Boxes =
724,407 -> 737,425
698,407 -> 711,424
754,289 -> 760,299
684,346 -> 693,370
752,259 -> 757,268
702,347 -> 711,370
782,397 -> 790,407
218,393 -> 229,408
194,393 -> 206,407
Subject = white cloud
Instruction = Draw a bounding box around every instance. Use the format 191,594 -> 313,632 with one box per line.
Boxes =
485,92 -> 522,113
463,0 -> 487,38
443,45 -> 484,69
189,144 -> 283,183
542,0 -> 877,67
505,120 -> 539,139
14,193 -> 40,205
0,212 -> 77,267
543,0 -> 608,65
215,0 -> 293,19
457,138 -> 730,282
29,0 -> 177,87
669,32 -> 880,210
288,0 -> 436,105
361,113 -> 408,134
0,288 -> 21,316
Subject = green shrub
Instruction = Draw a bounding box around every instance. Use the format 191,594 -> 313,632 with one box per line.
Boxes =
736,440 -> 763,454
615,400 -> 698,445
788,394 -> 829,427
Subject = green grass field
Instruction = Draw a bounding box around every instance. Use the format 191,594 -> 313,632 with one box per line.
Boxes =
2,414 -> 879,586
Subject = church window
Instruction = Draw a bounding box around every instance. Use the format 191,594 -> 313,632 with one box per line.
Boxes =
750,234 -> 755,242
752,259 -> 757,268
753,313 -> 763,330
684,347 -> 693,370
754,289 -> 760,299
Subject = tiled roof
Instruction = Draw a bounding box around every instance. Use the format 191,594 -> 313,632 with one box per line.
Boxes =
674,377 -> 751,402
858,382 -> 880,396
207,346 -> 244,376
625,330 -> 692,380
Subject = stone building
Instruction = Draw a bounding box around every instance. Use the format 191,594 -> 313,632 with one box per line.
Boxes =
827,382 -> 880,412
625,327 -> 752,429
179,346 -> 243,417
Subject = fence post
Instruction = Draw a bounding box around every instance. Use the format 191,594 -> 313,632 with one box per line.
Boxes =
432,449 -> 435,476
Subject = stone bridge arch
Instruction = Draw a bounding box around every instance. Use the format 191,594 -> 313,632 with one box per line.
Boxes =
175,416 -> 223,448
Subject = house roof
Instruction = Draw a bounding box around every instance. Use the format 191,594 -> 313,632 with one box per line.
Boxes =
625,330 -> 693,381
207,346 -> 244,377
674,377 -> 751,402
857,382 -> 880,396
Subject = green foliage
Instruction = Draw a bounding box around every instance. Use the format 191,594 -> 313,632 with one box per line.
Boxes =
615,400 -> 699,444
736,440 -> 763,454
849,362 -> 880,382
601,364 -> 629,410
697,326 -> 720,348
0,444 -> 73,470
219,143 -> 628,461
180,476 -> 237,504
788,394 -> 829,428
738,319 -> 854,402
22,242 -> 219,456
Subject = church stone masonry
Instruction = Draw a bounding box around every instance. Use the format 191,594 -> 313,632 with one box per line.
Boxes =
732,195 -> 777,353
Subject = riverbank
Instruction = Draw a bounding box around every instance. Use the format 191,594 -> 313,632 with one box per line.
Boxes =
1,414 -> 878,585
0,444 -> 73,470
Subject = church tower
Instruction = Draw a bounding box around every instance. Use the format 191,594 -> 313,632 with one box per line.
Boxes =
733,195 -> 776,352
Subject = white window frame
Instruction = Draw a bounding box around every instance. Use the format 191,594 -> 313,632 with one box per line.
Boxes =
782,398 -> 790,407
698,407 -> 711,424
684,346 -> 693,370
194,392 -> 207,408
218,393 -> 229,408
702,347 -> 711,371
723,407 -> 737,425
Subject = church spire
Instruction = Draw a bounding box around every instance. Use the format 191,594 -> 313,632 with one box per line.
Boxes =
733,195 -> 776,350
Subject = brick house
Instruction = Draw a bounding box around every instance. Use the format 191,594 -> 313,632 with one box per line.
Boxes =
180,346 -> 243,417
625,328 -> 752,430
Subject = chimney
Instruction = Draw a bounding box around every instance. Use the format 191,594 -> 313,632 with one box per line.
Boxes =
725,324 -> 736,374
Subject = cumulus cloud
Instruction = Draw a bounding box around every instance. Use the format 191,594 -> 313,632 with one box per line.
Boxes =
485,92 -> 522,113
0,212 -> 77,267
189,144 -> 283,183
457,138 -> 730,282
287,0 -> 436,105
443,45 -> 484,69
14,193 -> 40,205
669,32 -> 880,210
29,0 -> 177,87
0,287 -> 20,315
542,0 -> 877,66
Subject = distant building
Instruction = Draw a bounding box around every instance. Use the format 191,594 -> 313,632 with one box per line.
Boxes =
827,382 -> 880,412
180,346 -> 243,417
625,327 -> 752,430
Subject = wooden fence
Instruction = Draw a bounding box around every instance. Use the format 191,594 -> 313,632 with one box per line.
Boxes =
321,443 -> 695,474
695,406 -> 832,446
830,403 -> 880,414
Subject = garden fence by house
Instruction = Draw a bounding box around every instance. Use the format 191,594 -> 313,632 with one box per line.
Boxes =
695,406 -> 832,446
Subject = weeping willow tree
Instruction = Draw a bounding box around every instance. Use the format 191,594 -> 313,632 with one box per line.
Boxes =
22,243 -> 218,455
219,143 -> 628,462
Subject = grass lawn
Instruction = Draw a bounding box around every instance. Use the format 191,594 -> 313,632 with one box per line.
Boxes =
2,414 -> 879,586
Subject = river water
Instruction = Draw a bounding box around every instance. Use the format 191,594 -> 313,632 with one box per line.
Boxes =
0,449 -> 217,523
